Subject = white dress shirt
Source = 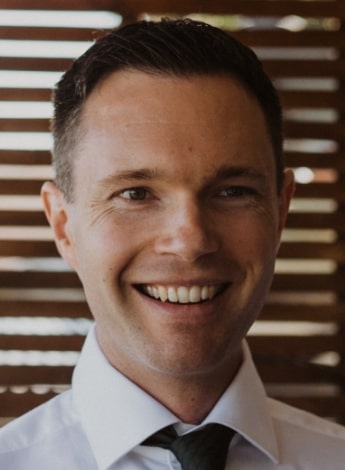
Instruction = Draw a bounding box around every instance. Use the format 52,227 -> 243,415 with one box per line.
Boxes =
0,324 -> 345,469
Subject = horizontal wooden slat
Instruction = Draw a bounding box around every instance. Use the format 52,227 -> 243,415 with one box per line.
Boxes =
261,303 -> 345,322
286,212 -> 345,231
0,0 -> 118,11
0,179 -> 44,195
276,396 -> 345,420
233,30 -> 345,48
0,390 -> 58,417
0,300 -> 90,318
0,365 -> 73,385
0,26 -> 102,41
0,211 -> 47,226
0,150 -> 51,165
0,240 -> 57,256
0,56 -> 71,71
249,335 -> 343,356
0,118 -> 49,132
264,59 -> 345,78
294,182 -> 345,201
284,121 -> 345,141
272,273 -> 345,292
0,334 -> 84,350
0,271 -> 81,288
2,0 -> 344,18
285,152 -> 345,171
278,241 -> 345,262
112,0 -> 345,19
0,88 -> 51,101
257,363 -> 341,384
280,91 -> 345,111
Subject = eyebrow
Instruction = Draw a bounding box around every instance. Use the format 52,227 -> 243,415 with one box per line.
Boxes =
98,168 -> 159,187
214,165 -> 268,183
97,164 -> 268,189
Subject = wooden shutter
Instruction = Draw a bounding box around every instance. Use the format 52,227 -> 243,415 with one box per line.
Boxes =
1,0 -> 345,424
0,2 -> 121,424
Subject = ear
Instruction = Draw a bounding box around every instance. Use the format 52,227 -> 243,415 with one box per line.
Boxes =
276,168 -> 295,251
41,181 -> 78,271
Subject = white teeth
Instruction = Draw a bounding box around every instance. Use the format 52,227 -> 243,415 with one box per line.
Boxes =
189,285 -> 201,303
201,286 -> 209,301
177,286 -> 189,304
143,284 -> 222,304
152,286 -> 159,299
158,286 -> 168,302
167,286 -> 178,303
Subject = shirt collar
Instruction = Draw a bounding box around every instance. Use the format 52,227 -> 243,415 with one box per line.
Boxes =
72,325 -> 178,469
203,341 -> 279,463
73,325 -> 278,469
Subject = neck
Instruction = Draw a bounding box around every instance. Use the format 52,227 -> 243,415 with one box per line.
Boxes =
113,350 -> 243,424
143,371 -> 240,424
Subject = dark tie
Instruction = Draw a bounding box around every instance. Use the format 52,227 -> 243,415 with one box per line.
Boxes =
142,423 -> 235,469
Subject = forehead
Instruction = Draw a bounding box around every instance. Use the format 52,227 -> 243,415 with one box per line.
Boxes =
82,69 -> 264,125
76,70 -> 275,186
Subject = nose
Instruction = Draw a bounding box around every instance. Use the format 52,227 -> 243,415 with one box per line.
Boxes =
154,197 -> 219,261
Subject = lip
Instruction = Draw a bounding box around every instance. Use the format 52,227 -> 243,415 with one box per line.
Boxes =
133,285 -> 229,327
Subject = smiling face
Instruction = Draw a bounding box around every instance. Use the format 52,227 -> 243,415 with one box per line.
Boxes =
43,70 -> 294,388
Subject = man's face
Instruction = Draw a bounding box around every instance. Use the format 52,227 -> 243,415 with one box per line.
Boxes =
44,71 -> 293,384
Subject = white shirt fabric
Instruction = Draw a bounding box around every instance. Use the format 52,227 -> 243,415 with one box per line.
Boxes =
1,324 -> 345,469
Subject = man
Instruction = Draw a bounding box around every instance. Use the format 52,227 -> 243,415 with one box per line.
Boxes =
0,18 -> 344,469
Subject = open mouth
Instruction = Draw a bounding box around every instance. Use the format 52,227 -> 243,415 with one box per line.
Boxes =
136,284 -> 227,304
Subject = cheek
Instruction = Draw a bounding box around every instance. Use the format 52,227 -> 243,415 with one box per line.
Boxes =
225,213 -> 278,260
77,219 -> 151,278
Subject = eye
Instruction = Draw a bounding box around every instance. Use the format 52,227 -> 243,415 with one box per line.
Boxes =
120,187 -> 150,201
218,186 -> 255,198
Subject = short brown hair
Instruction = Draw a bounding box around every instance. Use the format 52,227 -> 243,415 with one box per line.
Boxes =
52,18 -> 283,201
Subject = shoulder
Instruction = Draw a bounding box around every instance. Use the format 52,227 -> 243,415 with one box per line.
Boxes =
0,391 -> 95,470
268,397 -> 345,468
0,390 -> 75,452
268,397 -> 345,438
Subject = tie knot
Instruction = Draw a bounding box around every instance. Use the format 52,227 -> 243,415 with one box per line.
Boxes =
142,423 -> 235,470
